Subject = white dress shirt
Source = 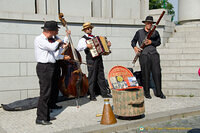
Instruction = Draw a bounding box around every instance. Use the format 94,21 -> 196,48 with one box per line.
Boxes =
34,33 -> 68,63
77,34 -> 93,51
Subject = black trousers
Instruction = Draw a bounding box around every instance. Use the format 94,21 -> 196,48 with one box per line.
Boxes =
86,56 -> 108,98
139,53 -> 162,96
49,62 -> 61,108
36,63 -> 55,121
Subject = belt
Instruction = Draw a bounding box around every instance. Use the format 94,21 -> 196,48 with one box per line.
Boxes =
38,62 -> 55,64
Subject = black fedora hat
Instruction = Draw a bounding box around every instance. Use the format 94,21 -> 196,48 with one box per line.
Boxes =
142,16 -> 156,24
41,21 -> 60,31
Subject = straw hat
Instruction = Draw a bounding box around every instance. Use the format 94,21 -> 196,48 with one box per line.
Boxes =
82,22 -> 94,31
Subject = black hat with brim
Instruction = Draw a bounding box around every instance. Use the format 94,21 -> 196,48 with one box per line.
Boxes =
41,21 -> 60,31
142,16 -> 156,24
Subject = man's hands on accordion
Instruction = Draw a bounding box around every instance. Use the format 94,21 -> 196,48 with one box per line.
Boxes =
107,41 -> 111,47
87,44 -> 93,49
87,41 -> 111,49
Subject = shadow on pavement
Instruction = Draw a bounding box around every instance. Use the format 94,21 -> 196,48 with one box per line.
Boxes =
116,114 -> 145,120
51,96 -> 90,117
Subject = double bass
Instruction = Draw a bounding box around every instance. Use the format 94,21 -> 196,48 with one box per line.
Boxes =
58,13 -> 89,100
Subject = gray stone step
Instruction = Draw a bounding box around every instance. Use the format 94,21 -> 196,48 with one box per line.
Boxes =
160,53 -> 200,60
162,80 -> 200,89
162,88 -> 200,97
168,37 -> 200,43
162,73 -> 200,81
158,47 -> 200,54
165,42 -> 200,48
172,31 -> 200,38
161,60 -> 200,67
175,25 -> 200,32
161,66 -> 199,74
156,24 -> 200,97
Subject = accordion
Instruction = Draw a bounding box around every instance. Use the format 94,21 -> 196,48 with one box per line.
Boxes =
86,36 -> 111,58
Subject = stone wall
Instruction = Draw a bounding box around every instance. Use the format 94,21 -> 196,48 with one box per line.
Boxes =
0,0 -> 174,104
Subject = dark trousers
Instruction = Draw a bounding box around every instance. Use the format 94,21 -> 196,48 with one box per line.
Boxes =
49,62 -> 60,108
36,63 -> 55,121
86,57 -> 108,98
139,53 -> 162,96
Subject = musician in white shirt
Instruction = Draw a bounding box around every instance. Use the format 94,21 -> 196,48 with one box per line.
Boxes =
34,21 -> 70,125
77,22 -> 112,101
48,31 -> 71,111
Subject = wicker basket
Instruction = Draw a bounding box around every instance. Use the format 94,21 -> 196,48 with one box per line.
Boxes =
112,88 -> 145,117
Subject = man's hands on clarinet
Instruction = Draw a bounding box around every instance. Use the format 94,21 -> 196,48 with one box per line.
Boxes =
134,39 -> 152,54
134,47 -> 141,54
144,39 -> 152,45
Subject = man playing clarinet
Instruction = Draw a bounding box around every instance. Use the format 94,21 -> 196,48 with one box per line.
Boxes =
131,16 -> 166,99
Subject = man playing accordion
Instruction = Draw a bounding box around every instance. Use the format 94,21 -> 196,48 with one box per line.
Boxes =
77,22 -> 112,101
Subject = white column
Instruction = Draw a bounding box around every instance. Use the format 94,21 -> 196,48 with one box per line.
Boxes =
102,0 -> 112,18
179,0 -> 200,24
140,0 -> 149,20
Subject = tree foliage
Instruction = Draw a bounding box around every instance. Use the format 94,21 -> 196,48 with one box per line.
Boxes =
149,0 -> 175,20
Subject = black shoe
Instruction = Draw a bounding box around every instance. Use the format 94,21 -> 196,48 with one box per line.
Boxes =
159,94 -> 166,99
90,97 -> 97,101
144,94 -> 152,99
50,105 -> 62,109
102,94 -> 112,98
50,117 -> 56,121
47,117 -> 56,121
36,119 -> 52,125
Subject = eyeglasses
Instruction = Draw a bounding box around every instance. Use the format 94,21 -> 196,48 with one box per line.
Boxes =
87,28 -> 92,30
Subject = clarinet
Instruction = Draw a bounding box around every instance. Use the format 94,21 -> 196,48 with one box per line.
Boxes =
132,11 -> 165,65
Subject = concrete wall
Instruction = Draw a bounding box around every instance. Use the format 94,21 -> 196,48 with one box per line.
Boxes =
0,0 -> 174,104
179,0 -> 200,24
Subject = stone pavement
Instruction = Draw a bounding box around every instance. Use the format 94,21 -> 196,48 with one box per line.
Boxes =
1,95 -> 200,133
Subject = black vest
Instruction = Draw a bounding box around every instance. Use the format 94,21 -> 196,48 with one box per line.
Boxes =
82,35 -> 92,58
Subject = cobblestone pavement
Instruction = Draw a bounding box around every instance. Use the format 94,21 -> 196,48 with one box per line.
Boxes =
114,115 -> 200,133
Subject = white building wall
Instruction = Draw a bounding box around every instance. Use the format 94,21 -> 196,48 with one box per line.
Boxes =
113,0 -> 140,19
0,0 -> 174,104
0,0 -> 35,14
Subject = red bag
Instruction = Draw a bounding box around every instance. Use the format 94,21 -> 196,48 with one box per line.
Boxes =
198,68 -> 200,76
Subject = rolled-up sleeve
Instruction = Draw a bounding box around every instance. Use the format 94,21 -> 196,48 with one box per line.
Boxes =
131,31 -> 139,48
151,31 -> 161,47
54,47 -> 64,60
36,39 -> 60,51
63,36 -> 69,43
77,38 -> 87,51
